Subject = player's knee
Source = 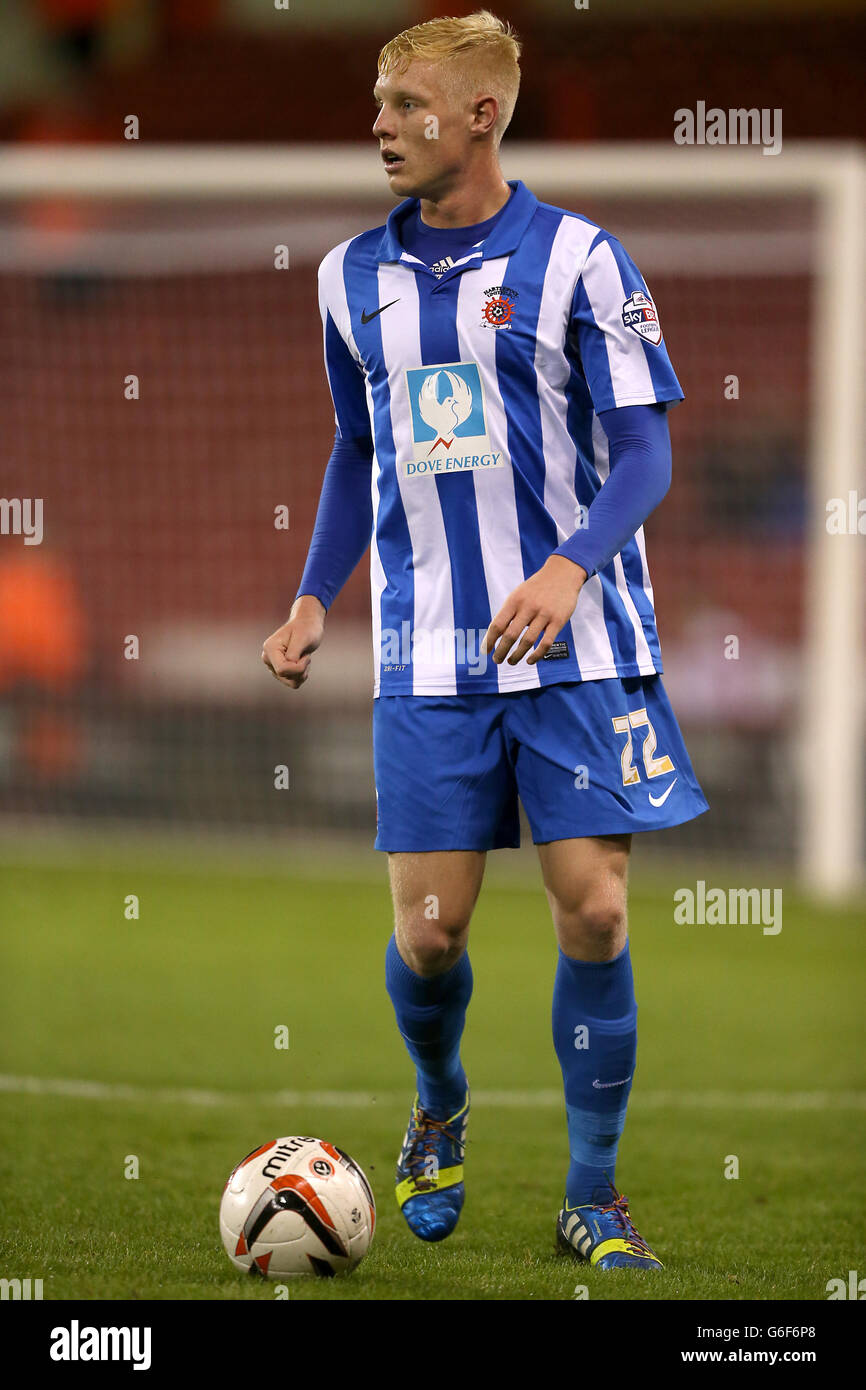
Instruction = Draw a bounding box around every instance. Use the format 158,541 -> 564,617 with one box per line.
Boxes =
396,918 -> 468,976
554,890 -> 627,959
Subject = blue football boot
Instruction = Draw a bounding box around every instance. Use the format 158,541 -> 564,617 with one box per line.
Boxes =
556,1181 -> 663,1270
395,1090 -> 469,1242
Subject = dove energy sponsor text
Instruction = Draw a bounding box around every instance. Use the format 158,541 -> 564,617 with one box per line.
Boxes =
404,451 -> 504,476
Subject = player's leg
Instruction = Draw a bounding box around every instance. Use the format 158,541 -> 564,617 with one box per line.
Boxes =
385,850 -> 483,1242
386,848 -> 485,1118
540,831 -> 662,1268
538,833 -> 637,1206
373,691 -> 520,1240
508,675 -> 707,1267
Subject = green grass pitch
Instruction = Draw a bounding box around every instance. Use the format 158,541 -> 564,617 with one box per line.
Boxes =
0,848 -> 863,1301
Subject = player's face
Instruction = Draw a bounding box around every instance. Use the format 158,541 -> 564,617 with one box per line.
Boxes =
372,62 -> 474,202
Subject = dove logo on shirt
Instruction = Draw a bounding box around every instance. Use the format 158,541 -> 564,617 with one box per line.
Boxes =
402,362 -> 505,478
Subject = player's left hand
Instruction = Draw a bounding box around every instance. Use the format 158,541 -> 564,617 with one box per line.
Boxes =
483,555 -> 587,666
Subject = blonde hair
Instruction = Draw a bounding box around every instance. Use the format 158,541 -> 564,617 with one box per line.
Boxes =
378,11 -> 521,145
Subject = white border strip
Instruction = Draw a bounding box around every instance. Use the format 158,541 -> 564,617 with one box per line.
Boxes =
0,142 -> 859,198
1,1075 -> 863,1111
0,225 -> 815,276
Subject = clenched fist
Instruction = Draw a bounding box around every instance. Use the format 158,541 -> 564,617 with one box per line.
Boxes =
261,595 -> 326,690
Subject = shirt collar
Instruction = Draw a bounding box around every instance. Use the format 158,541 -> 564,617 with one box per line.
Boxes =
376,179 -> 538,265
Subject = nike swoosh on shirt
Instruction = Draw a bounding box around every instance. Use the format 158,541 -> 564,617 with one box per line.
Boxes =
648,777 -> 678,807
361,298 -> 401,324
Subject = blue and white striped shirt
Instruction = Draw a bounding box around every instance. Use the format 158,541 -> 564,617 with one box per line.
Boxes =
316,179 -> 683,696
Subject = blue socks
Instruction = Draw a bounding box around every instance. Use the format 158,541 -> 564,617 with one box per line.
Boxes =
385,930 -> 636,1204
552,941 -> 638,1207
385,935 -> 472,1119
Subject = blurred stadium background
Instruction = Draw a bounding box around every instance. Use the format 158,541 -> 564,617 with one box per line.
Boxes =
0,0 -> 863,891
2,2 -> 864,1310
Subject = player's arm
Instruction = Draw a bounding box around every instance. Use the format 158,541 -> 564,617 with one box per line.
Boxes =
552,402 -> 672,577
262,303 -> 373,690
484,404 -> 672,665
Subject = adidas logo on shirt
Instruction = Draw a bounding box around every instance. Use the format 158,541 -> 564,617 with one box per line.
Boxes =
430,255 -> 456,278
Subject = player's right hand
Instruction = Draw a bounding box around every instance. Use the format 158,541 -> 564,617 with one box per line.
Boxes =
261,596 -> 326,690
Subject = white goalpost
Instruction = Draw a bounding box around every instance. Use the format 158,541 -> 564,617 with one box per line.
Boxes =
0,141 -> 862,898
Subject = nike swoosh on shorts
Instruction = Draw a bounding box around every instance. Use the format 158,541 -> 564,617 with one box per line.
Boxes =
648,777 -> 677,807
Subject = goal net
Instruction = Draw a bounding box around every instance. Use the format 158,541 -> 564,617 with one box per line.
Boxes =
0,143 -> 862,896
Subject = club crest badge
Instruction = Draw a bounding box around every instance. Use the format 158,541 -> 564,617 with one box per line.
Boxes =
622,289 -> 663,346
481,284 -> 518,330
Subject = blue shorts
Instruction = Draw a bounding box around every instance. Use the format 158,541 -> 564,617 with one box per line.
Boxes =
373,675 -> 708,851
